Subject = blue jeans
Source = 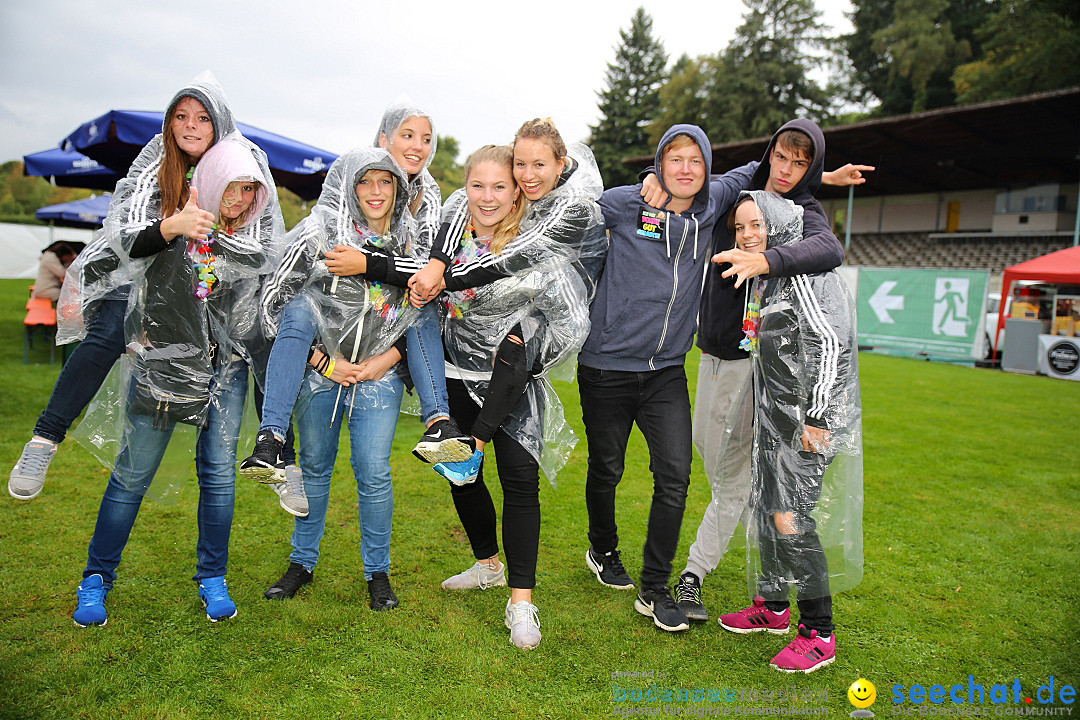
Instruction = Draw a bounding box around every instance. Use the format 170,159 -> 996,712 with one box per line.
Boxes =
35,293 -> 127,444
83,359 -> 248,588
291,369 -> 403,578
261,297 -> 318,439
407,303 -> 450,425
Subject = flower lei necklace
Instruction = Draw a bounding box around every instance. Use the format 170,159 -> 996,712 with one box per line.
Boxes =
739,282 -> 762,353
186,166 -> 217,299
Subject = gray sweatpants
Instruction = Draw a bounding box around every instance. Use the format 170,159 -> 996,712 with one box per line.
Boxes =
683,353 -> 753,582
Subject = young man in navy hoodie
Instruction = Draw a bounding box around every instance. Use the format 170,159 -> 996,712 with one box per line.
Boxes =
579,125 -> 758,632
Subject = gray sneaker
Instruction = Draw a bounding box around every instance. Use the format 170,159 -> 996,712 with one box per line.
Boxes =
441,561 -> 507,590
270,465 -> 308,517
504,598 -> 541,650
9,439 -> 57,500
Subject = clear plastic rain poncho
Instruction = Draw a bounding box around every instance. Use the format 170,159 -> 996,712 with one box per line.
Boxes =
728,190 -> 863,602
119,129 -> 284,429
374,99 -> 440,259
260,148 -> 419,401
441,143 -> 607,481
57,71 -> 238,344
72,87 -> 285,492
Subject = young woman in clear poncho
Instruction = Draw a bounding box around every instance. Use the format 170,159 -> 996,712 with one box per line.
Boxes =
69,80 -> 287,627
252,148 -> 418,611
423,125 -> 605,650
10,75 -> 229,503
714,191 -> 863,674
257,102 -> 478,472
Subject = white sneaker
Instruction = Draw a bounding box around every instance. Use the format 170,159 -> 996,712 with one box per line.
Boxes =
504,598 -> 541,650
269,465 -> 308,517
441,561 -> 506,590
9,439 -> 57,500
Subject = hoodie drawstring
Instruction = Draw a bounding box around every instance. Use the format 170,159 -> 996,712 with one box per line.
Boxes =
691,213 -> 699,261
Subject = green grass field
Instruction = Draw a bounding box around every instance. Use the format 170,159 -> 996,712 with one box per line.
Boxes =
1,277 -> 1077,719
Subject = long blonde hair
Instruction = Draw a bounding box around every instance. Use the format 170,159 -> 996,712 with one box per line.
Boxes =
463,145 -> 525,255
217,180 -> 263,233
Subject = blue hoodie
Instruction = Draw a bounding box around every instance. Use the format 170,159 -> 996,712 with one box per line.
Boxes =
579,124 -> 757,372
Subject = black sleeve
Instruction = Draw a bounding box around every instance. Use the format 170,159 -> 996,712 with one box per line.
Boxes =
128,221 -> 169,259
762,201 -> 844,278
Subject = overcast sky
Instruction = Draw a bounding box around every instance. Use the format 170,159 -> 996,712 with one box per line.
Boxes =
0,0 -> 853,166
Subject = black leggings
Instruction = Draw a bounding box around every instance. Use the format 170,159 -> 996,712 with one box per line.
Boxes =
446,378 -> 540,589
470,325 -> 531,444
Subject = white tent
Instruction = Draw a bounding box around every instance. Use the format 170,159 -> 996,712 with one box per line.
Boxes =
0,222 -> 94,279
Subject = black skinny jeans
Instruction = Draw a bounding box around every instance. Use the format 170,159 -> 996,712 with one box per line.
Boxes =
579,363 -> 693,589
446,378 -> 541,589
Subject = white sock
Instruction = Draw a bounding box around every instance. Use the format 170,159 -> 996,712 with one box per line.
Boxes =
31,436 -> 56,447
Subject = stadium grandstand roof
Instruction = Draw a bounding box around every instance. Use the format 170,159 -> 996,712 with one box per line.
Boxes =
625,87 -> 1080,200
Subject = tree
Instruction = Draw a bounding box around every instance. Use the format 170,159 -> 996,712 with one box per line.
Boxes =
846,0 -> 991,115
588,7 -> 668,187
649,53 -> 742,147
720,0 -> 834,138
426,135 -> 464,201
872,0 -> 971,113
952,0 -> 1080,104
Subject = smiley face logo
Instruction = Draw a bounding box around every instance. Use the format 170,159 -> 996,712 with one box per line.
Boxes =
848,679 -> 876,709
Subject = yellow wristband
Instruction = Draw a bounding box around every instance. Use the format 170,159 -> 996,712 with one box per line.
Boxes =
322,357 -> 336,379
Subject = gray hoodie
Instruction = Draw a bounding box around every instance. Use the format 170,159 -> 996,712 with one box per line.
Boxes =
579,124 -> 756,372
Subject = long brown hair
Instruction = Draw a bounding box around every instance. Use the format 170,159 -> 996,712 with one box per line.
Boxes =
158,98 -> 211,217
463,145 -> 525,255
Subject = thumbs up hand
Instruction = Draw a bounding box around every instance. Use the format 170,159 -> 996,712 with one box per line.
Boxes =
162,187 -> 216,241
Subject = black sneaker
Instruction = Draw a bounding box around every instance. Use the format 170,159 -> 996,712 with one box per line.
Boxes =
674,572 -> 708,621
264,562 -> 313,600
586,547 -> 634,589
635,585 -> 690,632
240,429 -> 284,483
412,417 -> 475,464
367,572 -> 399,611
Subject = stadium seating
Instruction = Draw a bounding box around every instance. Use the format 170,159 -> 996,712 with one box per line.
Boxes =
844,232 -> 1073,273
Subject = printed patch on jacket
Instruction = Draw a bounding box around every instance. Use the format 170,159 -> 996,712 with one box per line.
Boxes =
637,209 -> 665,239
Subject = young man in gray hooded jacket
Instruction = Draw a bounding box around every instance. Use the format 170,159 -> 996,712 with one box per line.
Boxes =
578,125 -> 757,632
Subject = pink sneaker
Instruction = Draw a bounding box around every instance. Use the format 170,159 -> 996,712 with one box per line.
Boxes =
718,596 -> 790,634
770,625 -> 836,673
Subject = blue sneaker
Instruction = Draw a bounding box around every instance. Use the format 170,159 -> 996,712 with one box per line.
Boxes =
433,449 -> 484,486
198,576 -> 237,622
74,574 -> 108,627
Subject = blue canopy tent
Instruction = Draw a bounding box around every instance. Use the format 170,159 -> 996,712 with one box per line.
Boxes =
22,147 -> 122,191
62,110 -> 337,200
35,195 -> 111,229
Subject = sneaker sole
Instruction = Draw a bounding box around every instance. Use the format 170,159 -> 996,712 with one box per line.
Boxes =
441,576 -> 507,590
277,497 -> 309,518
8,482 -> 43,501
634,598 -> 689,632
678,603 -> 709,622
73,617 -> 107,628
585,550 -> 635,590
719,620 -> 790,635
239,465 -> 279,484
412,439 -> 475,464
771,654 -> 835,674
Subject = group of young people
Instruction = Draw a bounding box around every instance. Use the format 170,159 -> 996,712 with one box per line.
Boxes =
9,71 -> 867,670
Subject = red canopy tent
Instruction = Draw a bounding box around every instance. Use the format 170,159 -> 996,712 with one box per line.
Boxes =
995,245 -> 1080,356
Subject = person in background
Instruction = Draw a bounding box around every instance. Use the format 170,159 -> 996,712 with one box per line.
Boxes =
32,241 -> 77,302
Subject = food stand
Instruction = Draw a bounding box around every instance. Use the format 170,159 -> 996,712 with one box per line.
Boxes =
997,246 -> 1080,381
